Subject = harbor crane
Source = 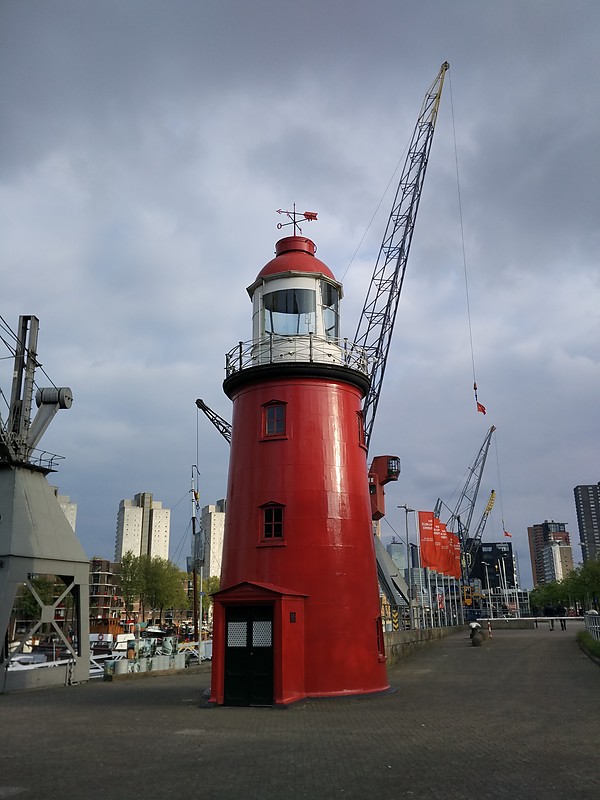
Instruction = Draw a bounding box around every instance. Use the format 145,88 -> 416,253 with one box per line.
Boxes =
464,488 -> 495,578
434,424 -> 497,578
354,61 -> 449,453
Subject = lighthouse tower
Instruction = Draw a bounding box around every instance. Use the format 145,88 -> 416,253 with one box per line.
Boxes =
210,228 -> 389,706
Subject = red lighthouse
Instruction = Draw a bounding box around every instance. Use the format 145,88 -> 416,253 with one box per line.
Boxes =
210,230 -> 389,706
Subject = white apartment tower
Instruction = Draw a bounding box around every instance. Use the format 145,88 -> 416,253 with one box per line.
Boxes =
114,492 -> 170,561
200,499 -> 226,578
51,486 -> 78,532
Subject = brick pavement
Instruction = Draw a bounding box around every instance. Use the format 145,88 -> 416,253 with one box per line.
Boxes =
0,621 -> 598,800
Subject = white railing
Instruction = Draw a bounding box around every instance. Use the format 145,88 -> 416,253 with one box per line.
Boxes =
585,612 -> 600,641
225,334 -> 372,377
177,640 -> 213,662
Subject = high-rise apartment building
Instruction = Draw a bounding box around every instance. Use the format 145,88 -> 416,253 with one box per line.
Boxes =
386,538 -> 408,573
114,492 -> 170,561
542,540 -> 574,583
198,500 -> 226,578
527,520 -> 573,586
51,486 -> 77,532
574,483 -> 600,562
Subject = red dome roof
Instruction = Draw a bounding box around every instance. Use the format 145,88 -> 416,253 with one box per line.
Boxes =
256,236 -> 336,280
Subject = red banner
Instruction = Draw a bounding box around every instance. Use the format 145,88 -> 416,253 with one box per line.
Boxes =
449,531 -> 461,579
432,516 -> 442,572
418,511 -> 436,570
439,522 -> 452,576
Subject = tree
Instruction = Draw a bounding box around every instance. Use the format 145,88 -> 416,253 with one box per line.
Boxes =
201,575 -> 220,615
152,559 -> 188,622
14,575 -> 55,619
529,559 -> 600,613
119,551 -> 142,616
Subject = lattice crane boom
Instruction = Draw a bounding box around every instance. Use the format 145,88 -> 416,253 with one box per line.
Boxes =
464,489 -> 495,577
196,398 -> 232,445
438,425 -> 496,548
354,62 -> 449,452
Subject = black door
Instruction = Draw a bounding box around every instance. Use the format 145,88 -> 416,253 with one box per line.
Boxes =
224,605 -> 274,706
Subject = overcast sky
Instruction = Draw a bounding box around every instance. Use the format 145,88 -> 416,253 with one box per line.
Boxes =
1,1 -> 598,588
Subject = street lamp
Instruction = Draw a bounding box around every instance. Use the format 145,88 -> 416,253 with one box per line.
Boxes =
481,561 -> 493,618
398,505 -> 415,627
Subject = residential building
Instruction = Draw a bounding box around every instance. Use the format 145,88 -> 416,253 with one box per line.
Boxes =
89,558 -> 122,621
574,483 -> 600,562
198,500 -> 226,578
541,540 -> 574,583
51,487 -> 77,532
386,538 -> 408,572
527,520 -> 573,587
114,492 -> 170,561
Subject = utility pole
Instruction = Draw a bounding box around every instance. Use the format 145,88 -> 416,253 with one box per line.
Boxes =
191,467 -> 200,643
482,561 -> 493,618
398,504 -> 415,628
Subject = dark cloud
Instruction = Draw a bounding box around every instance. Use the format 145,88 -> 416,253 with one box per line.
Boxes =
1,0 -> 599,585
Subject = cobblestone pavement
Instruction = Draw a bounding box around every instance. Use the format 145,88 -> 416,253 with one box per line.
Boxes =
0,622 -> 598,800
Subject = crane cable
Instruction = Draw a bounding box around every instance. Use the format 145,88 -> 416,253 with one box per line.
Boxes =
449,73 -> 486,416
340,140 -> 410,284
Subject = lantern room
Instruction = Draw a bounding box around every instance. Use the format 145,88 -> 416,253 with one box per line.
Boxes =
246,236 -> 344,365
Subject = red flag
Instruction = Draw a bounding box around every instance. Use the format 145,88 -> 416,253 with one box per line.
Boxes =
477,402 -> 486,415
504,530 -> 512,538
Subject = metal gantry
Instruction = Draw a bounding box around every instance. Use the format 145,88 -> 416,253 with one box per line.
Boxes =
1,315 -> 90,693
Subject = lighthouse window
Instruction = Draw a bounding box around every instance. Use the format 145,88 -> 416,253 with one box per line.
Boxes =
321,282 -> 340,339
357,411 -> 366,446
263,288 -> 316,336
263,505 -> 284,540
264,403 -> 286,436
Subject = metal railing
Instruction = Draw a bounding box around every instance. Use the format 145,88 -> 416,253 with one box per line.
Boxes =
585,611 -> 600,641
225,333 -> 373,378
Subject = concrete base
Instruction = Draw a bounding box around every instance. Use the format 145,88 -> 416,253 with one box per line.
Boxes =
384,626 -> 467,665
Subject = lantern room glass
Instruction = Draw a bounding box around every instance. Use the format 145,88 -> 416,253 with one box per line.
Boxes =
321,281 -> 339,339
263,288 -> 316,335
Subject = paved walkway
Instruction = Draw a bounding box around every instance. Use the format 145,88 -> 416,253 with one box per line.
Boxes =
0,622 -> 598,800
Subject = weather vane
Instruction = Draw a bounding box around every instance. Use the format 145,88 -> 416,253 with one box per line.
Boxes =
276,204 -> 318,235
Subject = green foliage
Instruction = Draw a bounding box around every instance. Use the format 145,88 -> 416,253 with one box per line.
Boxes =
119,551 -> 142,614
577,630 -> 600,660
529,558 -> 600,612
118,553 -> 189,622
14,575 -> 55,619
201,575 -> 220,613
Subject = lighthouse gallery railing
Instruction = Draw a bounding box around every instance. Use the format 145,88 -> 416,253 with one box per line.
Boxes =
225,333 -> 373,378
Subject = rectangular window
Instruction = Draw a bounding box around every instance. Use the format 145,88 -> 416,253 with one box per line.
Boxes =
321,281 -> 340,339
263,506 -> 284,540
357,411 -> 365,446
265,404 -> 286,436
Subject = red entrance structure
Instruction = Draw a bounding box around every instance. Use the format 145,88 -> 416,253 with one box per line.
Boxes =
210,234 -> 389,705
